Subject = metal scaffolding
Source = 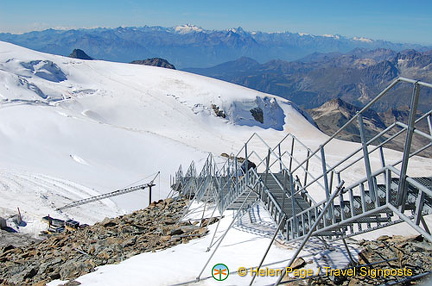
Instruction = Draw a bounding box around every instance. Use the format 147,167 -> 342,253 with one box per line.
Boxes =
172,77 -> 432,284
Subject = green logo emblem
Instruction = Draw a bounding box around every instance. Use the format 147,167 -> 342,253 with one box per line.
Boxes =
212,263 -> 229,281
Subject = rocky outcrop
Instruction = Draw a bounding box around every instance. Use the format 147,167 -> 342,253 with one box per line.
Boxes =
68,49 -> 93,60
211,104 -> 226,118
130,58 -> 176,69
0,197 -> 212,285
250,107 -> 264,123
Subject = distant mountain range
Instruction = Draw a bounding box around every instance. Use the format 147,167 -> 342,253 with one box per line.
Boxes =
186,48 -> 432,113
0,25 -> 429,68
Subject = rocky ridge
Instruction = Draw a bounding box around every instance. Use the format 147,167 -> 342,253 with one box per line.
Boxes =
0,197 -> 212,285
130,58 -> 176,69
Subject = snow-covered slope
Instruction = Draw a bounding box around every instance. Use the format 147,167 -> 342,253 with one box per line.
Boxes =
0,41 -> 323,223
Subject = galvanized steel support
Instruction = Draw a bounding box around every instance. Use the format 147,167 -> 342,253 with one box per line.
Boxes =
358,114 -> 377,203
398,82 -> 420,211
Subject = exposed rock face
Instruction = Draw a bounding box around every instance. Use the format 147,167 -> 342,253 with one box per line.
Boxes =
68,49 -> 93,60
0,197 -> 211,285
308,98 -> 385,142
250,107 -> 264,123
308,98 -> 432,157
130,58 -> 176,69
211,104 -> 226,118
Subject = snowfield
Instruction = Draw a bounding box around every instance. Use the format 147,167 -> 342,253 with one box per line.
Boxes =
0,41 -> 324,216
0,41 -> 431,285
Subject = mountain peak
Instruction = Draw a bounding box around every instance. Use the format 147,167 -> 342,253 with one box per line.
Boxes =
227,27 -> 246,34
68,49 -> 93,60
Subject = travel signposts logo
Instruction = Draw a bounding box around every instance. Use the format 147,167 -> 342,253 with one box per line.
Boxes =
212,263 -> 229,281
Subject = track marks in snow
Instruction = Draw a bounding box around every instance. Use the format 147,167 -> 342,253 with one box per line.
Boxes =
0,170 -> 122,232
35,174 -> 117,209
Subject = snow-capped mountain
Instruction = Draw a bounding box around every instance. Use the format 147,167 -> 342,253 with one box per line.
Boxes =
0,25 -> 427,68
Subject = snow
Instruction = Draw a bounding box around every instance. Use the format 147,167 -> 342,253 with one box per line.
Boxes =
353,36 -> 373,43
0,41 -> 431,285
174,24 -> 204,34
322,34 -> 341,39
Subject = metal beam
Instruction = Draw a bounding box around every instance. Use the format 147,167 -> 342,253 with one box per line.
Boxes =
57,172 -> 160,211
358,115 -> 377,202
398,82 -> 421,210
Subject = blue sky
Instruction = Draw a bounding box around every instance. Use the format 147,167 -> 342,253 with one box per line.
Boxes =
0,0 -> 431,45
